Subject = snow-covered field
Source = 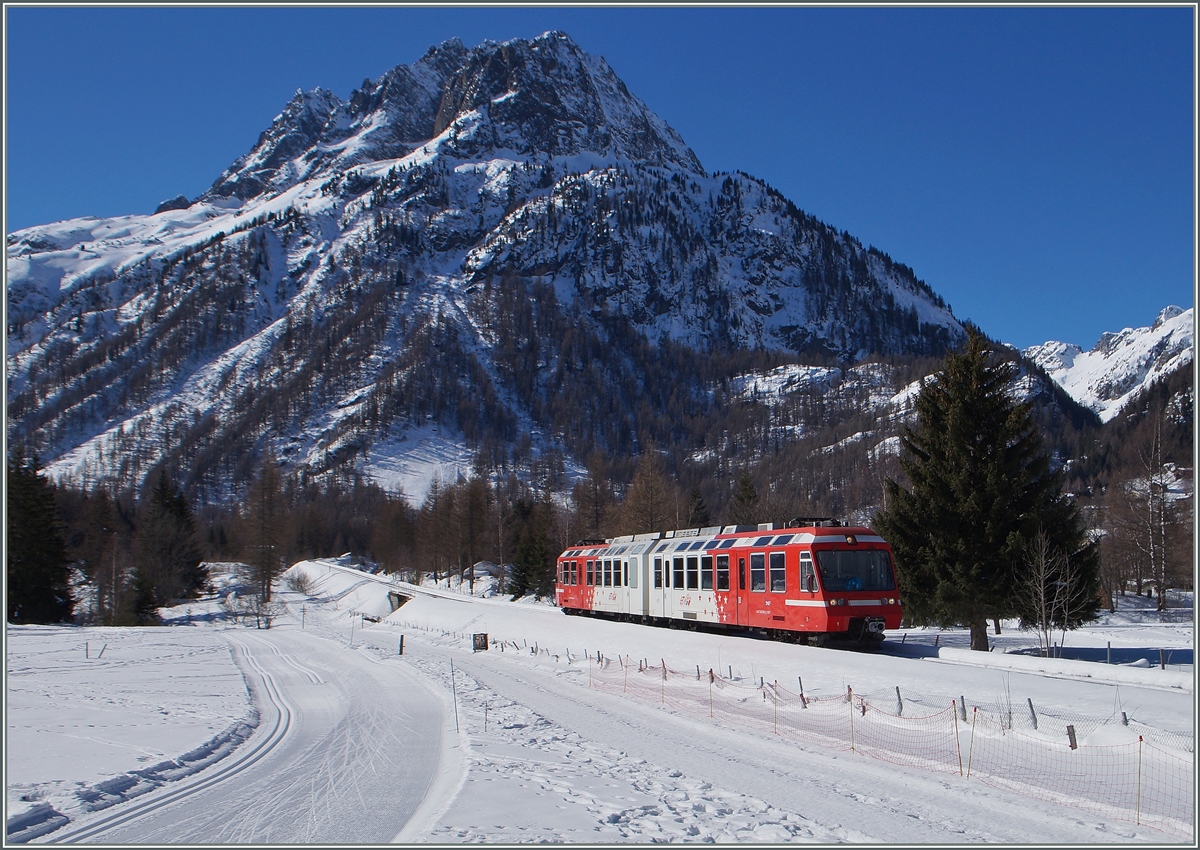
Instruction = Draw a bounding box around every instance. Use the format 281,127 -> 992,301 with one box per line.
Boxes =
5,558 -> 1194,843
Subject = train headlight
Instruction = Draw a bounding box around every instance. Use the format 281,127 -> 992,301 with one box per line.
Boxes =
829,598 -> 846,606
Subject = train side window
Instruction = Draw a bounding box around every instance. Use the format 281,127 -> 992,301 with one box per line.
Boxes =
800,552 -> 816,592
701,555 -> 713,590
654,557 -> 663,588
770,551 -> 786,592
572,561 -> 578,585
750,553 -> 766,591
623,560 -> 630,587
601,559 -> 609,587
738,558 -> 746,590
586,560 -> 594,586
716,555 -> 730,590
686,556 -> 699,590
673,557 -> 685,589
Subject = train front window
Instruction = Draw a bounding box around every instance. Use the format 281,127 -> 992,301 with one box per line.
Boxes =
654,557 -> 663,588
686,557 -> 699,589
750,553 -> 766,591
814,549 -> 896,592
673,557 -> 685,589
586,560 -> 594,586
701,555 -> 713,590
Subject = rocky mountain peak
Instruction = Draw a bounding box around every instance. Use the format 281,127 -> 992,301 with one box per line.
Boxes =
1154,304 -> 1186,329
202,32 -> 702,206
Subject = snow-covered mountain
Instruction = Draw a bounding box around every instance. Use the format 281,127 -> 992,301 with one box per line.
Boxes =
1025,306 -> 1194,422
7,31 -> 970,498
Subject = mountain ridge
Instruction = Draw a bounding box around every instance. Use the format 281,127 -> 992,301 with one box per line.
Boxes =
1024,305 -> 1193,423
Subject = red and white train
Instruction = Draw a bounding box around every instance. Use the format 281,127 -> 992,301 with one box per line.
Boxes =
555,520 -> 902,646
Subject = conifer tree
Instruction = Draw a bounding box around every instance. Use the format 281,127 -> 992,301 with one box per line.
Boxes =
875,331 -> 1100,650
133,470 -> 206,620
6,450 -> 73,623
686,487 -> 711,528
728,470 -> 759,527
508,498 -> 551,599
245,452 -> 285,602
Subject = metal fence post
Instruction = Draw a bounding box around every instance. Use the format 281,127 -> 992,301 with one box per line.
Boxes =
966,707 -> 977,778
848,686 -> 855,752
952,701 -> 963,776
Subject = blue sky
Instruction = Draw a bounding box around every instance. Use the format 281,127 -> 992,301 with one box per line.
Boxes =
5,5 -> 1194,350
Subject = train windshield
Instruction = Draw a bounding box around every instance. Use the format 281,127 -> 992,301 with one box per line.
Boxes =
814,548 -> 895,592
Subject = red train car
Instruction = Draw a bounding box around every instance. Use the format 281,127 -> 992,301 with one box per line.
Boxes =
555,521 -> 901,646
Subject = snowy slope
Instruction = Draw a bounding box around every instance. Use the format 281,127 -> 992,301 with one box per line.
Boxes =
8,559 -> 1193,843
1025,305 -> 1193,422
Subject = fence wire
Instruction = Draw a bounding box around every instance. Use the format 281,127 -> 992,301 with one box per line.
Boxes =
590,658 -> 1193,840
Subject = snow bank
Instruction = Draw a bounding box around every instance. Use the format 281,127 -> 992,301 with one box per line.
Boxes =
936,647 -> 1193,692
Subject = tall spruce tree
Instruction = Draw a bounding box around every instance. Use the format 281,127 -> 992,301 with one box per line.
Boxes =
686,487 -> 712,528
7,450 -> 73,623
728,470 -> 759,527
508,497 -> 551,599
875,331 -> 1100,650
245,452 -> 285,602
133,471 -> 206,621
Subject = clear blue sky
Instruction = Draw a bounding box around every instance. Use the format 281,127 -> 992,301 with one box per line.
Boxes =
5,5 -> 1194,350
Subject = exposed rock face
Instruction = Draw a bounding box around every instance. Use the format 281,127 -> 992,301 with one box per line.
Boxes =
154,195 -> 191,214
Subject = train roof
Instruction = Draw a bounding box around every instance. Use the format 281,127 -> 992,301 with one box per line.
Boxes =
560,522 -> 885,558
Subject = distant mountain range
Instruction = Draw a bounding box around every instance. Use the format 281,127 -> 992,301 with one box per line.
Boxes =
4,31 -> 1190,507
1024,306 -> 1193,423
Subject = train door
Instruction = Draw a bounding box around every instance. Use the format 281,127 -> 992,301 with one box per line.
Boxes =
641,555 -> 651,616
622,558 -> 633,616
735,555 -> 751,625
650,552 -> 666,619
